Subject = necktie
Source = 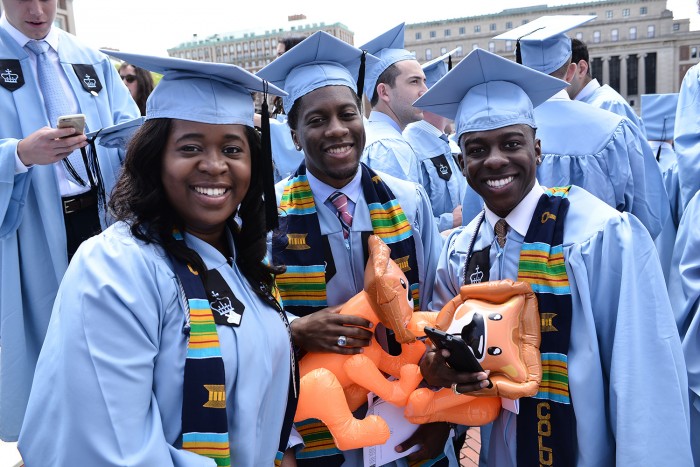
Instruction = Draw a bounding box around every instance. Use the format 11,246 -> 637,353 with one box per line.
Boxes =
494,218 -> 509,248
25,40 -> 88,185
439,133 -> 450,144
329,191 -> 353,239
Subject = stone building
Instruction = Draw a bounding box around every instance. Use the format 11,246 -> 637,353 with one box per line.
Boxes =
404,0 -> 700,111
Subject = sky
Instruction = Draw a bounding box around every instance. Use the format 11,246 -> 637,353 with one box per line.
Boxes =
73,0 -> 699,56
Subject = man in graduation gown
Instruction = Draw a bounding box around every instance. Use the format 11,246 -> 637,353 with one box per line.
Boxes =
674,62 -> 700,212
404,49 -> 466,233
259,31 -> 455,467
640,93 -> 682,284
568,38 -> 647,137
414,48 -> 693,466
0,0 -> 139,440
478,15 -> 669,241
359,23 -> 425,185
668,189 -> 700,467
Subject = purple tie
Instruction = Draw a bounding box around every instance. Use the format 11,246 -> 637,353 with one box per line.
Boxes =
329,191 -> 353,239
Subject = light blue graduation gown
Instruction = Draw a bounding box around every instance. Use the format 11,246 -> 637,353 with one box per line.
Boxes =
270,115 -> 304,183
674,63 -> 700,211
275,167 -> 455,466
434,186 -> 692,466
362,111 -> 423,185
534,93 -> 668,240
577,79 -> 647,137
461,95 -> 669,240
403,120 -> 467,232
0,28 -> 140,440
668,190 -> 700,466
17,223 -> 293,466
651,141 -> 682,284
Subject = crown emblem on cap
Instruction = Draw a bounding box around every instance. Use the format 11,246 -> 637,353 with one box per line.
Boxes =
210,291 -> 241,325
83,74 -> 97,88
2,69 -> 18,84
439,163 -> 449,175
470,265 -> 484,284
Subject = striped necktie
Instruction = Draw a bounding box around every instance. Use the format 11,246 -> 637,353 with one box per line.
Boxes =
329,191 -> 353,239
494,218 -> 509,248
25,40 -> 89,186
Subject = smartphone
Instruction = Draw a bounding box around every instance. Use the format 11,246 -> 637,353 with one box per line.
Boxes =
57,114 -> 86,135
424,326 -> 484,373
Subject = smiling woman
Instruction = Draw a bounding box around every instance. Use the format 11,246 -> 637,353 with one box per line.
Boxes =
17,53 -> 299,467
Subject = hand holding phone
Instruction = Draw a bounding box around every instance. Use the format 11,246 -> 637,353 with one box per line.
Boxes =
425,326 -> 484,373
57,114 -> 86,135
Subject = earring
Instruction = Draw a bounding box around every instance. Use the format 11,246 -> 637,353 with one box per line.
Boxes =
294,144 -> 301,151
536,156 -> 542,164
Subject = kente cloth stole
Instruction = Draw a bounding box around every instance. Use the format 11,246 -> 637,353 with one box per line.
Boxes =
516,186 -> 575,467
272,163 -> 419,462
169,230 -> 231,467
273,162 -> 420,318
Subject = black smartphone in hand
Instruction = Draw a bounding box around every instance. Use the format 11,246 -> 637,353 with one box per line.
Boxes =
425,326 -> 484,373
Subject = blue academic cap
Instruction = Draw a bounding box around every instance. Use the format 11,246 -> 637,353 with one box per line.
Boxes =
85,116 -> 145,150
101,50 -> 287,231
423,48 -> 460,89
493,15 -> 596,74
101,50 -> 286,126
257,31 -> 379,114
641,93 -> 679,141
413,49 -> 568,137
358,23 -> 416,100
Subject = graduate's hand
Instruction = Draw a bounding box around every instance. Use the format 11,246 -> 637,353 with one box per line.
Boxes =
452,204 -> 463,228
395,421 -> 451,461
280,448 -> 297,467
289,305 -> 373,354
17,127 -> 87,166
419,347 -> 491,393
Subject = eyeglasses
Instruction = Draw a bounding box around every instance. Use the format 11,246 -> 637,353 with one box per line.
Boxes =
120,74 -> 137,84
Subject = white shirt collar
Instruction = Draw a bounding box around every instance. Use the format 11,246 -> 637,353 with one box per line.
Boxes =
575,78 -> 600,102
0,14 -> 58,52
549,89 -> 571,101
484,179 -> 545,237
305,166 -> 362,204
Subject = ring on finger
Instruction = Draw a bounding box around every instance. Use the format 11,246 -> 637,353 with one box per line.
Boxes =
451,382 -> 463,396
337,335 -> 347,347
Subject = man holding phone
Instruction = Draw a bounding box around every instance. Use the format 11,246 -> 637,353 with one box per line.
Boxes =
0,0 -> 139,441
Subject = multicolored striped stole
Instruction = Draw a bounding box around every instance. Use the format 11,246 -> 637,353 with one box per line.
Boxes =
272,163 -> 420,463
516,187 -> 575,467
169,230 -> 231,467
273,162 -> 420,318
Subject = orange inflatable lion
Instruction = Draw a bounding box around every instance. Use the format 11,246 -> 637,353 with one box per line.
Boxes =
294,235 -> 541,450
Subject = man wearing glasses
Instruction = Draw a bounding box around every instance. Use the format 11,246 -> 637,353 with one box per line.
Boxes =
0,0 -> 139,442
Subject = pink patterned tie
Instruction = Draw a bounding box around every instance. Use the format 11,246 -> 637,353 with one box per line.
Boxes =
329,191 -> 353,239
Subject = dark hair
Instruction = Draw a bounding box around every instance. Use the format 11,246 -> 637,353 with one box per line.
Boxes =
109,119 -> 283,289
550,57 -> 572,79
571,39 -> 591,76
119,63 -> 155,116
370,62 -> 401,107
271,36 -> 306,115
286,85 -> 363,131
279,36 -> 305,54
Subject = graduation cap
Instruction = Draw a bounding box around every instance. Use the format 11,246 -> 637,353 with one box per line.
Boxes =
422,48 -> 460,89
493,15 -> 596,74
257,31 -> 379,115
358,23 -> 416,100
101,50 -> 287,231
641,93 -> 678,142
413,48 -> 569,137
85,116 -> 145,150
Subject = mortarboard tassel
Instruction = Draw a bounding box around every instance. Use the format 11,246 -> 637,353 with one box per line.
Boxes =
356,50 -> 367,100
260,80 -> 278,231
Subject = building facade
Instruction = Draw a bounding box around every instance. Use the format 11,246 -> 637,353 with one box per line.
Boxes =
405,0 -> 700,111
0,0 -> 76,34
167,22 -> 354,73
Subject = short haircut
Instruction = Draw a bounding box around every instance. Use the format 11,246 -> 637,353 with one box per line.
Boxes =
370,62 -> 402,107
571,38 -> 591,76
550,57 -> 572,80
